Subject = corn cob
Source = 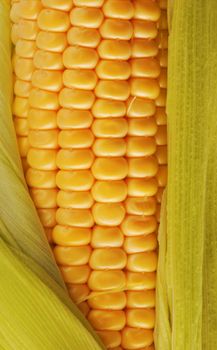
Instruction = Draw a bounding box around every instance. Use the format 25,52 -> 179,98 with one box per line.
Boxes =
11,0 -> 168,349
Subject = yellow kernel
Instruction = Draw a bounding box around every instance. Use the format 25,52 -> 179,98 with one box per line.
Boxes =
28,109 -> 57,129
127,178 -> 158,197
121,215 -> 157,237
57,191 -> 93,209
28,130 -> 58,149
13,97 -> 28,118
156,88 -> 167,107
98,40 -> 131,60
133,19 -> 158,39
56,170 -> 94,191
158,49 -> 168,67
79,302 -> 90,317
91,180 -> 127,203
59,88 -> 95,109
121,327 -> 153,349
128,156 -> 158,178
126,271 -> 156,291
56,149 -> 94,170
92,157 -> 128,180
27,149 -> 57,170
126,137 -> 156,157
127,290 -> 155,308
155,125 -> 167,145
52,226 -> 91,246
90,248 -> 127,270
60,265 -> 91,284
14,57 -> 33,81
74,0 -> 104,6
89,292 -> 126,310
127,251 -> 157,272
125,197 -> 157,216
17,19 -> 38,40
11,24 -> 19,44
155,107 -> 167,125
97,331 -> 121,349
63,46 -> 98,69
17,137 -> 29,157
56,208 -> 94,228
128,117 -> 157,137
34,50 -> 63,70
127,97 -> 155,118
88,270 -> 126,291
63,69 -> 98,90
14,117 -> 28,136
67,27 -> 100,48
134,0 -> 160,21
103,0 -> 134,19
16,39 -> 36,58
157,165 -> 167,187
19,0 -> 42,20
70,7 -> 103,28
38,9 -> 70,32
37,208 -> 56,228
131,58 -> 160,78
57,109 -> 93,129
100,19 -> 133,40
44,228 -> 53,243
96,60 -> 131,80
32,70 -> 63,92
91,226 -> 124,248
68,284 -> 90,303
88,310 -> 126,331
29,189 -> 57,209
10,3 -> 20,23
92,99 -> 126,118
92,118 -> 128,138
93,139 -> 126,157
159,68 -> 167,88
131,39 -> 158,58
58,130 -> 94,149
156,187 -> 164,203
95,80 -> 130,101
156,145 -> 167,165
157,30 -> 168,49
14,80 -> 31,98
29,89 -> 59,110
131,78 -> 160,99
124,233 -> 157,254
126,309 -> 155,329
37,31 -> 67,52
92,203 -> 125,226
53,245 -> 91,265
41,0 -> 73,11
25,169 -> 57,189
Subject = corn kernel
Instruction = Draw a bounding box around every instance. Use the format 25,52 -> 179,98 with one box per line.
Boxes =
125,197 -> 156,216
126,137 -> 156,157
92,157 -> 128,180
58,130 -> 94,149
59,88 -> 95,110
57,191 -> 93,209
88,310 -> 126,331
17,137 -> 29,157
95,80 -> 130,101
155,125 -> 167,145
60,265 -> 91,284
28,109 -> 57,129
56,149 -> 94,170
156,145 -> 167,164
14,117 -> 28,136
131,78 -> 160,99
134,0 -> 160,21
56,208 -> 94,228
70,7 -> 103,29
56,170 -> 94,191
16,39 -> 36,58
128,117 -> 157,137
128,156 -> 158,178
37,31 -> 67,52
13,97 -> 28,118
133,20 -> 157,39
27,149 -> 57,171
91,226 -> 124,248
29,89 -> 59,110
121,215 -> 157,237
63,69 -> 98,90
32,70 -> 62,92
103,0 -> 134,20
126,290 -> 155,308
127,178 -> 158,197
121,327 -> 153,349
131,58 -> 160,78
63,46 -> 99,69
91,180 -> 127,203
92,203 -> 125,226
53,245 -> 91,265
157,165 -> 167,187
124,233 -> 157,254
29,189 -> 57,208
14,80 -> 31,98
100,19 -> 133,40
89,292 -> 126,310
28,130 -> 58,149
79,302 -> 90,317
92,99 -> 126,118
126,272 -> 156,291
68,284 -> 90,302
96,60 -> 131,80
37,208 -> 56,228
88,270 -> 126,291
127,251 -> 157,272
57,109 -> 93,129
14,56 -> 34,81
131,39 -> 158,58
67,27 -> 100,48
17,19 -> 38,40
73,0 -> 104,6
126,308 -> 155,329
92,118 -> 128,138
26,169 -> 57,188
52,226 -> 91,246
19,0 -> 42,20
98,40 -> 131,60
97,331 -> 121,349
38,9 -> 70,32
90,248 -> 127,270
93,139 -> 126,157
42,0 -> 73,11
34,50 -> 63,70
